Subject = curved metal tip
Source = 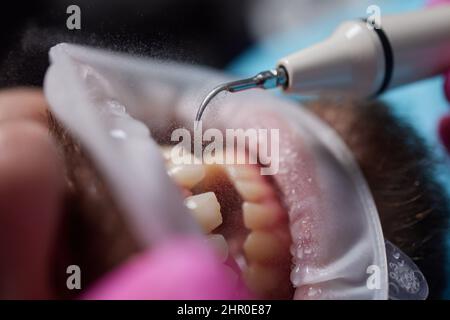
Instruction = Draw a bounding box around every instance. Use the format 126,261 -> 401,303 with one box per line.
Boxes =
194,77 -> 261,122
195,67 -> 287,122
195,84 -> 228,122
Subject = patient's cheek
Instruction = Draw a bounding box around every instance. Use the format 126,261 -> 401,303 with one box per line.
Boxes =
0,120 -> 63,299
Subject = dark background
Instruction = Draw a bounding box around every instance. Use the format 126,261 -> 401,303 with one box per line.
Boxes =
0,0 -> 252,87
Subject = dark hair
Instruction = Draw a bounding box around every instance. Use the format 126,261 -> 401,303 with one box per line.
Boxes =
308,99 -> 449,298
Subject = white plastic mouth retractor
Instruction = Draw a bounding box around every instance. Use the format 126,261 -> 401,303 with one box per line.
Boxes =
385,240 -> 429,300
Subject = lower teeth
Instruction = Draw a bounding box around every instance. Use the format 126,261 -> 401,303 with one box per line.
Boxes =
206,234 -> 229,262
161,145 -> 293,299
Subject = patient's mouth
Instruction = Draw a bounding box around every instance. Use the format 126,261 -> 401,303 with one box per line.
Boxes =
49,91 -> 325,300
161,146 -> 293,299
43,48 -> 394,300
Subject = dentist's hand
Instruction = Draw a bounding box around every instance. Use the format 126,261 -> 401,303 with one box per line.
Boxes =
0,88 -> 63,299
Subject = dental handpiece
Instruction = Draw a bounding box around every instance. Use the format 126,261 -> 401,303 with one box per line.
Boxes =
196,5 -> 450,121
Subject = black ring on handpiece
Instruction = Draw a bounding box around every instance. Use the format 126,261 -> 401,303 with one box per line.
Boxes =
362,18 -> 394,96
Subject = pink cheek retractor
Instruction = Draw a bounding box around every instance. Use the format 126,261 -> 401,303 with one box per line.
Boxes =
82,237 -> 252,300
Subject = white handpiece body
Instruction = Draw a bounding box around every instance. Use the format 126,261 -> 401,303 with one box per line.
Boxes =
277,5 -> 450,98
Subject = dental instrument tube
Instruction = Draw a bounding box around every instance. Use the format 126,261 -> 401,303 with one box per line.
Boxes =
277,5 -> 450,98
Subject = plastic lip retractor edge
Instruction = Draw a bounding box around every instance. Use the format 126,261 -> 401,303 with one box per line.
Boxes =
195,67 -> 288,122
385,240 -> 429,300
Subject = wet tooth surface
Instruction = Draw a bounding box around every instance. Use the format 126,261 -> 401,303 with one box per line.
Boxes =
184,192 -> 223,233
206,234 -> 229,262
243,231 -> 284,264
234,181 -> 271,202
167,163 -> 205,189
242,202 -> 280,230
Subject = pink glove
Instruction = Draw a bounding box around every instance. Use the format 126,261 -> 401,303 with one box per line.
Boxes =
429,0 -> 450,152
83,237 -> 251,300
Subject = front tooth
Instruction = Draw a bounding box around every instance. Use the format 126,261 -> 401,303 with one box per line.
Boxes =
167,164 -> 205,188
243,264 -> 282,295
243,202 -> 280,230
234,181 -> 271,202
206,234 -> 229,262
243,231 -> 284,264
185,192 -> 222,233
225,165 -> 259,180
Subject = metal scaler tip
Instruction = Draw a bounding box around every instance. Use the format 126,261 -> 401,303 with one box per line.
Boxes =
195,67 -> 288,122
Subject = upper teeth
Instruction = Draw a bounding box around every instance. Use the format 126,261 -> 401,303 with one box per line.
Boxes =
167,163 -> 205,189
225,165 -> 259,180
234,180 -> 272,202
163,146 -> 206,189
